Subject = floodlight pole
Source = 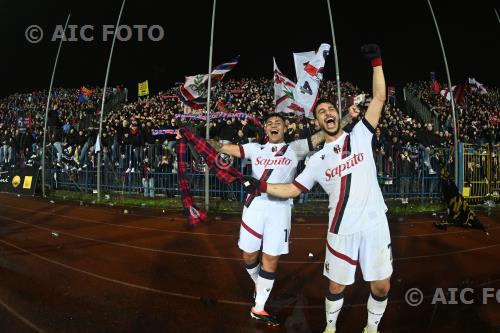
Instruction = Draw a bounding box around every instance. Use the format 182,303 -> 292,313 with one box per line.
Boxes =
97,0 -> 126,201
205,0 -> 217,211
427,0 -> 459,184
41,13 -> 71,198
326,0 -> 342,117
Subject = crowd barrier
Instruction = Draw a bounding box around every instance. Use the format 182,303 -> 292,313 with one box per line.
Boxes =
3,142 -> 496,204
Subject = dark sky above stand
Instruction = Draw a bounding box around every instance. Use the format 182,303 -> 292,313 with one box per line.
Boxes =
0,0 -> 498,99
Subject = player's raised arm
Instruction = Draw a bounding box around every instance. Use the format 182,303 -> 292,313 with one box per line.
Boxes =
175,130 -> 244,158
361,44 -> 386,129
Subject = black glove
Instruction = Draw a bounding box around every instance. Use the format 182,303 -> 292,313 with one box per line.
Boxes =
361,44 -> 382,67
241,176 -> 265,195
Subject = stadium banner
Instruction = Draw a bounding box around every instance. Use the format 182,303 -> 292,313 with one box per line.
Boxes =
138,80 -> 149,97
0,167 -> 39,196
171,111 -> 261,126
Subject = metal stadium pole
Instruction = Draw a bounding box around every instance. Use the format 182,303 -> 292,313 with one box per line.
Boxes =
97,0 -> 126,201
427,0 -> 459,184
204,0 -> 216,211
41,13 -> 71,198
494,8 -> 500,23
326,0 -> 342,117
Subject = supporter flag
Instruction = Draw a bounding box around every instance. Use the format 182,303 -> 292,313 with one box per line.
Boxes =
430,72 -> 441,94
138,80 -> 149,97
388,86 -> 396,105
293,51 -> 315,81
78,93 -> 89,103
179,56 -> 239,109
468,78 -> 487,94
79,86 -> 94,103
81,86 -> 94,96
273,58 -> 304,115
95,135 -> 101,153
294,43 -> 330,119
354,94 -> 365,106
440,83 -> 465,105
178,75 -> 208,110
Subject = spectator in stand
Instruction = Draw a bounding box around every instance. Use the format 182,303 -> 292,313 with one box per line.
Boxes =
372,127 -> 386,176
417,123 -> 440,175
399,150 -> 412,203
386,136 -> 402,178
142,157 -> 154,198
51,126 -> 64,167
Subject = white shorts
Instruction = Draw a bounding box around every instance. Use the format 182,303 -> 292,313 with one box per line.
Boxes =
238,198 -> 291,256
323,218 -> 393,285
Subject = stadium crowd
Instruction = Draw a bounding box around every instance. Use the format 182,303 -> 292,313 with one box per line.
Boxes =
405,81 -> 499,145
0,77 -> 498,201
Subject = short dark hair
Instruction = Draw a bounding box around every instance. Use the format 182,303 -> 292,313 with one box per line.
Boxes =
313,99 -> 337,118
262,113 -> 286,124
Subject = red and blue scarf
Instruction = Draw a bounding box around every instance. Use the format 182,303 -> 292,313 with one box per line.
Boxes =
177,128 -> 246,227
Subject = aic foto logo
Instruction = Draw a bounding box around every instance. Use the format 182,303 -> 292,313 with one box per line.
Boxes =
26,24 -> 165,44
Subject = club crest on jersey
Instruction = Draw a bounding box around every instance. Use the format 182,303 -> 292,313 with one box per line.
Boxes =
272,146 -> 277,152
333,144 -> 341,154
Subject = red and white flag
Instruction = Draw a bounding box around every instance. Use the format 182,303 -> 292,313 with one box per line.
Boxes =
293,43 -> 330,119
273,58 -> 304,115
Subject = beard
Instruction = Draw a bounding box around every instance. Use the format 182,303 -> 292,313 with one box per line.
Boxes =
321,122 -> 340,137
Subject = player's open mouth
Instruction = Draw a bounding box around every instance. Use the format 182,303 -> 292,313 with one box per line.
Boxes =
270,129 -> 279,135
325,117 -> 336,129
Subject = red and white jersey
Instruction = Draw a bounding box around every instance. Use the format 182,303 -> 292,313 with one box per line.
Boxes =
240,139 -> 310,204
294,119 -> 387,235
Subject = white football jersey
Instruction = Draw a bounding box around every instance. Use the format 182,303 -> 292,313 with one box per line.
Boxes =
241,139 -> 310,204
294,119 -> 387,235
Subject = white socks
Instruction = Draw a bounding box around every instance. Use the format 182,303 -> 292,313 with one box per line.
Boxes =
245,261 -> 260,284
325,291 -> 344,330
254,269 -> 275,312
366,292 -> 388,332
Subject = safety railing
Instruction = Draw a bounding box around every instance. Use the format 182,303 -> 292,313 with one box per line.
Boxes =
45,146 -> 462,203
461,143 -> 494,202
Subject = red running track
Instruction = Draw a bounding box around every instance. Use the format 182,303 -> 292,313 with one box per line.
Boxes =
0,193 -> 499,333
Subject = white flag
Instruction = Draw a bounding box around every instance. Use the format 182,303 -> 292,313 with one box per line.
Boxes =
468,77 -> 487,94
95,135 -> 101,153
293,51 -> 315,81
273,58 -> 304,115
440,86 -> 455,101
294,43 -> 330,119
354,94 -> 366,106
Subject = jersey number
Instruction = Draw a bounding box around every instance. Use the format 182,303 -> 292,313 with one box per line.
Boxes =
284,229 -> 288,243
